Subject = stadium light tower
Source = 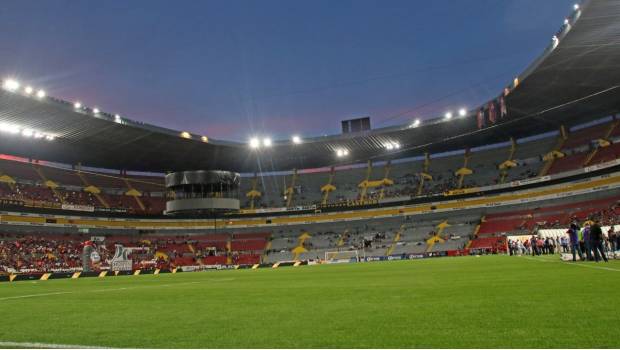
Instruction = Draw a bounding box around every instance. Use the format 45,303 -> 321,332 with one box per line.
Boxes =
93,107 -> 100,114
445,112 -> 453,120
292,135 -> 302,144
24,86 -> 33,95
36,90 -> 46,98
74,101 -> 82,109
458,108 -> 467,117
573,4 -> 579,10
263,138 -> 272,147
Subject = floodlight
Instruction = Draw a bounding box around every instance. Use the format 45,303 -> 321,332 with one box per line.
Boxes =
249,138 -> 260,149
3,79 -> 20,91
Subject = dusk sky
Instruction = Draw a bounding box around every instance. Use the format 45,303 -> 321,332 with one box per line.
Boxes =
0,0 -> 575,142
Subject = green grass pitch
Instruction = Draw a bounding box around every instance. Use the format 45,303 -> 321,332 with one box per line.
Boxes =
1,255 -> 619,348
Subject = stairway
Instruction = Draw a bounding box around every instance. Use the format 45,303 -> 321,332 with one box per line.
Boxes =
123,178 -> 145,212
385,224 -> 404,256
77,172 -> 109,208
32,165 -> 63,204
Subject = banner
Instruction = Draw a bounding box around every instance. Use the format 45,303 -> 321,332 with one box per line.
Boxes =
111,260 -> 132,271
61,203 -> 95,212
476,108 -> 485,129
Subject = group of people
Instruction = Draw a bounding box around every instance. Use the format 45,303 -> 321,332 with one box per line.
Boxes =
507,218 -> 618,263
508,236 -> 562,256
0,235 -> 83,272
566,219 -> 616,262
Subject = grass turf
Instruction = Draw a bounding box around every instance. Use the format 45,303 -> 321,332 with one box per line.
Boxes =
0,255 -> 619,348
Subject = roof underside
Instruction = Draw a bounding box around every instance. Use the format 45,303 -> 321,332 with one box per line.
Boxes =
0,0 -> 619,173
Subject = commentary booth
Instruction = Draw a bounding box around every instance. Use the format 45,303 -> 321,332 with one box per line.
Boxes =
165,170 -> 240,216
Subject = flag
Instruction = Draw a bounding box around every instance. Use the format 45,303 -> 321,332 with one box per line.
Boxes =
500,96 -> 507,118
476,108 -> 485,129
488,101 -> 496,124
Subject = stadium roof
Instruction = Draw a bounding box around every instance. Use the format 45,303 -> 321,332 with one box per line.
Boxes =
0,0 -> 619,173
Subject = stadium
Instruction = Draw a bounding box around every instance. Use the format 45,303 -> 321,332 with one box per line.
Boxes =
1,0 -> 620,349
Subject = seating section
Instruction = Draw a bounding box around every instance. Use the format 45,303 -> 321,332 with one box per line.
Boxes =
478,195 -> 620,236
0,158 -> 166,214
548,121 -> 618,175
1,119 -> 620,214
0,232 -> 271,273
262,217 -> 475,263
548,152 -> 587,175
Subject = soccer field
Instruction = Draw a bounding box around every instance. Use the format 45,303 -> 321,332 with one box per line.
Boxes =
0,255 -> 619,348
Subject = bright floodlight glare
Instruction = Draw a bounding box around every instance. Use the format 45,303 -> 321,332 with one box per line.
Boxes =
343,149 -> 349,156
45,135 -> 55,141
263,138 -> 272,147
564,18 -> 569,25
0,123 -> 20,134
249,137 -> 260,149
394,142 -> 401,149
93,108 -> 100,114
458,108 -> 467,117
336,149 -> 344,157
292,135 -> 301,144
22,129 -> 33,137
0,123 -> 19,134
24,86 -> 33,95
34,132 -> 44,139
574,4 -> 579,10
74,102 -> 82,109
386,143 -> 394,150
3,79 -> 20,91
36,90 -> 46,98
445,112 -> 453,120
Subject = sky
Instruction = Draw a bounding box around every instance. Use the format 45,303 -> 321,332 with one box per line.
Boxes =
0,0 -> 576,142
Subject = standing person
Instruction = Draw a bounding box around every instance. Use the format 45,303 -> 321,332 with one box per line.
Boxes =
530,235 -> 538,256
590,219 -> 608,263
608,225 -> 616,253
524,239 -> 531,255
537,237 -> 544,256
568,223 -> 583,262
582,224 -> 593,261
549,237 -> 556,255
561,235 -> 569,253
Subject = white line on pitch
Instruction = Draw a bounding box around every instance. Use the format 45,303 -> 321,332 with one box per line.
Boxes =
0,276 -> 238,302
0,291 -> 72,301
520,256 -> 620,272
0,341 -> 116,349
